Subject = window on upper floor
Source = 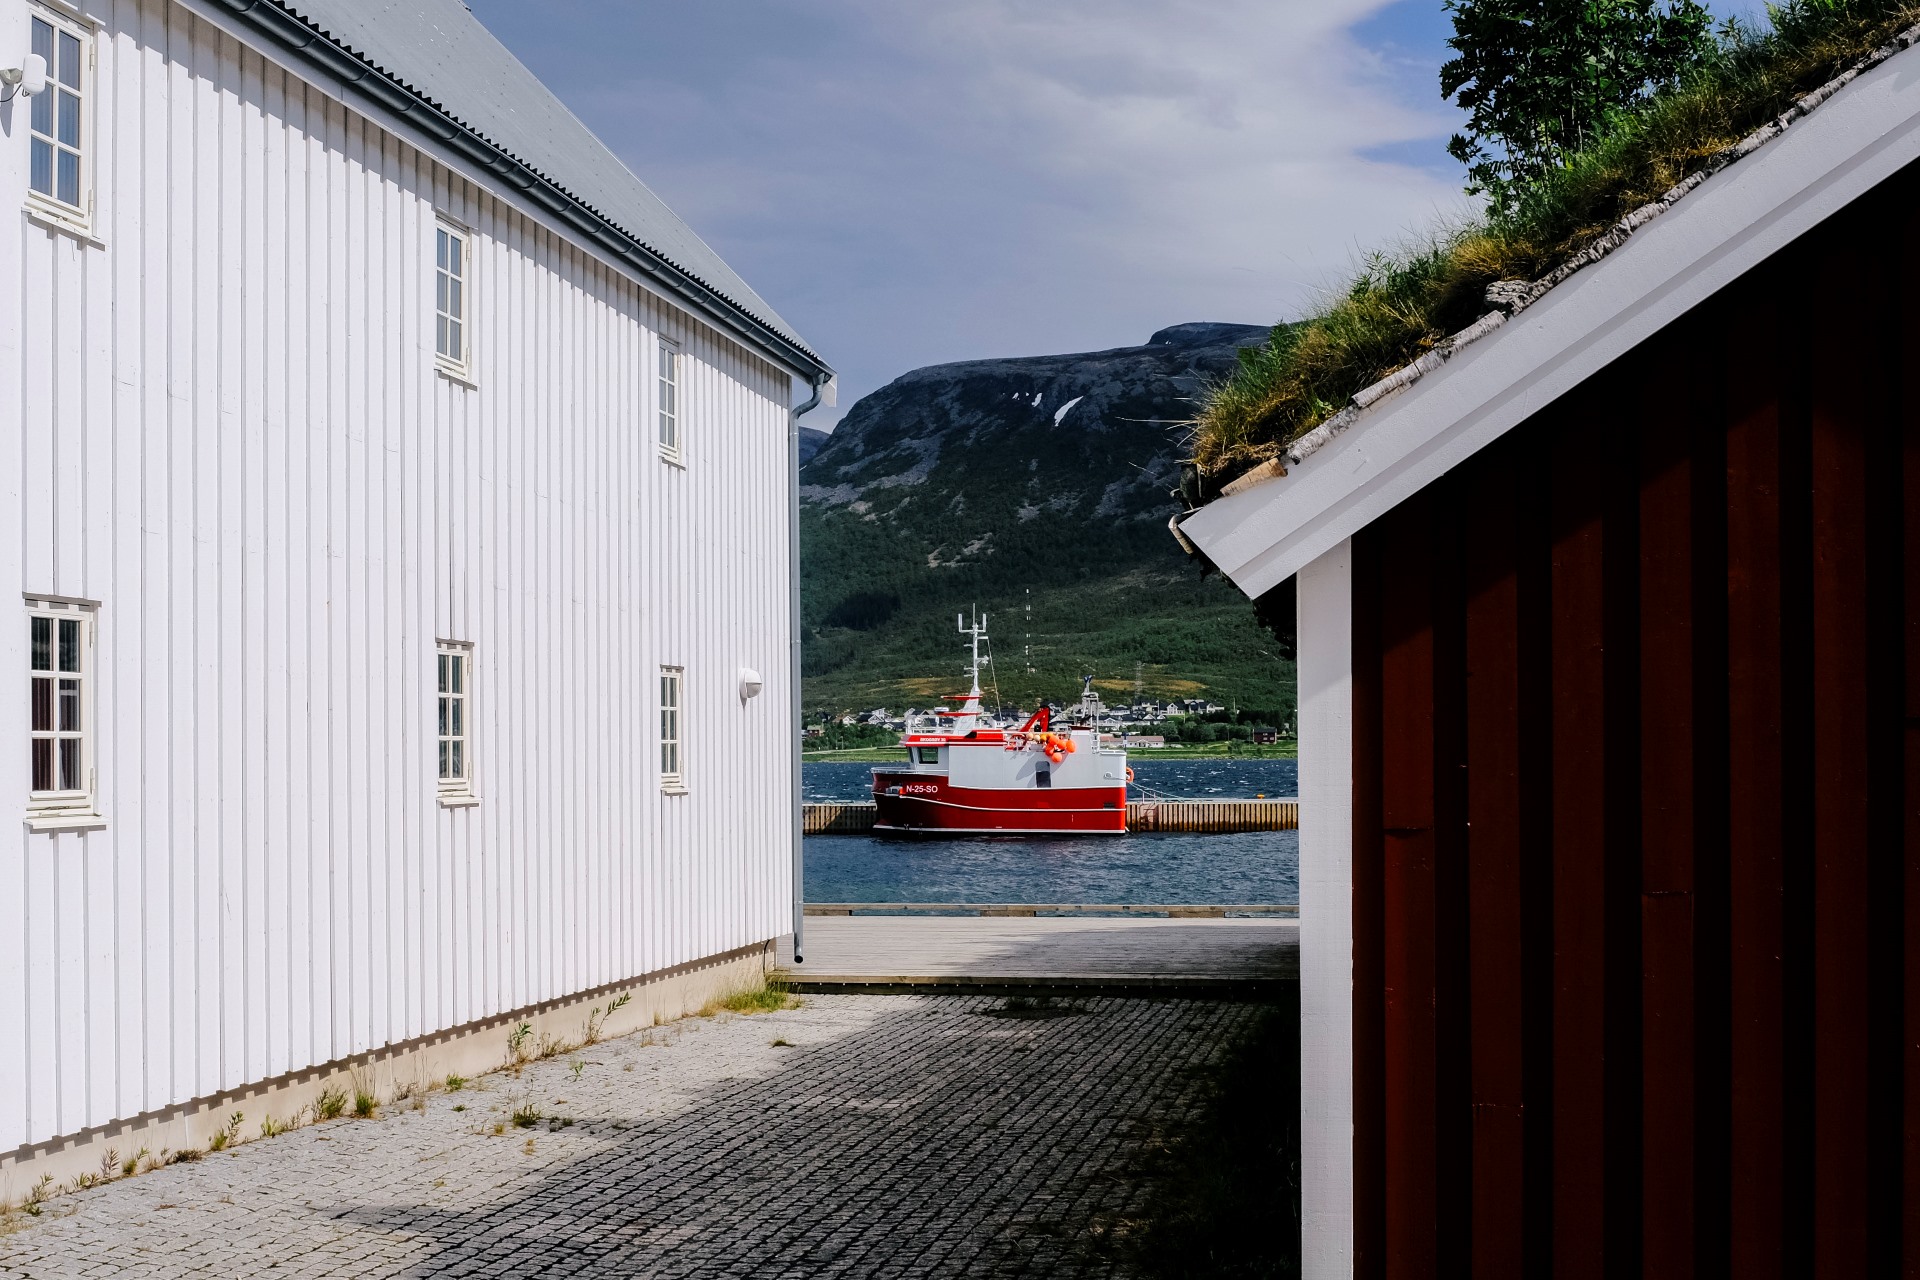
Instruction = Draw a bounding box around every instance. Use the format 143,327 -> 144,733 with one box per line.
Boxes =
435,221 -> 470,377
438,641 -> 476,805
26,596 -> 101,831
660,666 -> 684,791
28,11 -> 91,229
657,337 -> 681,462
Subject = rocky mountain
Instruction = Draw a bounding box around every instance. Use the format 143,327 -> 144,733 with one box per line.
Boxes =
800,323 -> 1297,719
797,425 -> 831,468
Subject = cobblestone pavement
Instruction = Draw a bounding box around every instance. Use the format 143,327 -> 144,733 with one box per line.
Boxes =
0,994 -> 1262,1278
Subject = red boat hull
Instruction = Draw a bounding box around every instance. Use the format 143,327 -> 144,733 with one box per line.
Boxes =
870,770 -> 1126,835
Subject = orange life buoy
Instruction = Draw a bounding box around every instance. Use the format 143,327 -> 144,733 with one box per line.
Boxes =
1125,766 -> 1135,783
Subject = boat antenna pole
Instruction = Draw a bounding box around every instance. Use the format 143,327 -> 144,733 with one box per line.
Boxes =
959,606 -> 987,699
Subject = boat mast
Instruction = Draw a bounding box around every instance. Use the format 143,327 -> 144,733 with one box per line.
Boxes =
958,607 -> 988,703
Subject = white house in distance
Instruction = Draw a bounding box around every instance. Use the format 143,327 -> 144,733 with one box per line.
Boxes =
0,0 -> 832,1193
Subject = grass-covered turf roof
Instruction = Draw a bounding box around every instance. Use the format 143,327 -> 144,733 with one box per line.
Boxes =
1189,0 -> 1920,483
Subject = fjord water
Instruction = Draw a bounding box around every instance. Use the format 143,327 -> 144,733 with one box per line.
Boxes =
803,759 -> 1299,907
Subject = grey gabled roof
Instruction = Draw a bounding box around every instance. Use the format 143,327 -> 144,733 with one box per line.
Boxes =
215,0 -> 824,374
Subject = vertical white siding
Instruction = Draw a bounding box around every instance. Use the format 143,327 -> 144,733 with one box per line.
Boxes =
0,0 -> 798,1152
1298,543 -> 1355,1280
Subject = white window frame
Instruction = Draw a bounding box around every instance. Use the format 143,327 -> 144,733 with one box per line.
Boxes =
434,217 -> 473,382
659,665 -> 685,792
437,640 -> 477,807
657,337 -> 682,464
25,595 -> 102,832
25,5 -> 97,238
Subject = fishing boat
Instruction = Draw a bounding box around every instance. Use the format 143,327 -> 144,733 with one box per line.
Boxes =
870,610 -> 1129,834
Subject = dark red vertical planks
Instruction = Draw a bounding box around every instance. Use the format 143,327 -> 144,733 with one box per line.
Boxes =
1464,443 -> 1525,1274
1723,273 -> 1787,1279
1808,205 -> 1873,1275
1639,331 -> 1697,1276
1904,165 -> 1920,1280
1688,302 -> 1733,1280
1861,182 -> 1907,1274
1551,387 -> 1612,1277
1335,153 -> 1920,1278
1903,169 -> 1920,1280
1378,493 -> 1441,1277
1431,480 -> 1473,1273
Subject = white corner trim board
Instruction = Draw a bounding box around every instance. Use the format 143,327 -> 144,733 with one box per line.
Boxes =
1297,542 -> 1356,1280
1180,37 -> 1920,599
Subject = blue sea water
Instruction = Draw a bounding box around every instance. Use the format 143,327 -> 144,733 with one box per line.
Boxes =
802,758 -> 1299,906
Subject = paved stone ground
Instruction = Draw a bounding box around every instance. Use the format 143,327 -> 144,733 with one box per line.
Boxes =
0,994 -> 1263,1278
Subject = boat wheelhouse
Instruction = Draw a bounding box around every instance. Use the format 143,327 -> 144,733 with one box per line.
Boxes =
870,612 -> 1128,834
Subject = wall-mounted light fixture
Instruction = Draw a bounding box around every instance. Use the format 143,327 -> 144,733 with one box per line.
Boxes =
739,668 -> 764,701
0,53 -> 46,100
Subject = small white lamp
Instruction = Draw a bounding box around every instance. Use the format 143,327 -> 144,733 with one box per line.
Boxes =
739,668 -> 763,701
1,53 -> 47,98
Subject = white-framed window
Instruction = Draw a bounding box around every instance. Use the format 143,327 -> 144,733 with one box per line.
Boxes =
657,337 -> 680,461
438,641 -> 476,805
26,595 -> 101,831
435,219 -> 471,377
27,9 -> 93,229
659,666 -> 684,791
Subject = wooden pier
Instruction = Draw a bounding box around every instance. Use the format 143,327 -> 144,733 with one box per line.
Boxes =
802,797 -> 1298,835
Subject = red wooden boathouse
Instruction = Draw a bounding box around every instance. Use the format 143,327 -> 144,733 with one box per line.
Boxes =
1179,33 -> 1920,1278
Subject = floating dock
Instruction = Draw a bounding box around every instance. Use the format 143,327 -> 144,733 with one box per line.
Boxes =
802,798 -> 1298,835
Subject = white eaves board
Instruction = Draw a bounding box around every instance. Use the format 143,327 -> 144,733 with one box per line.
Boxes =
1182,40 -> 1920,600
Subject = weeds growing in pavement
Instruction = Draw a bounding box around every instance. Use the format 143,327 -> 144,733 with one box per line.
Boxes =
582,992 -> 632,1045
21,1176 -> 51,1216
505,1021 -> 534,1066
710,975 -> 801,1016
315,1086 -> 348,1121
207,1112 -> 244,1152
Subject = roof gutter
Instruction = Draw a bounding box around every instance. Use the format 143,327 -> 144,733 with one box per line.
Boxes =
203,0 -> 833,386
787,375 -> 828,964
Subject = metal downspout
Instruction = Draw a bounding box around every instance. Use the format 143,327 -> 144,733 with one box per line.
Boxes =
788,374 -> 826,963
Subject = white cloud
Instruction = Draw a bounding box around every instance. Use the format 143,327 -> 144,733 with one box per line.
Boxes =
469,0 -> 1474,424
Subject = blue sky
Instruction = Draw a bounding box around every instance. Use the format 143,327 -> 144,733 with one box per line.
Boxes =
464,1 -> 1752,425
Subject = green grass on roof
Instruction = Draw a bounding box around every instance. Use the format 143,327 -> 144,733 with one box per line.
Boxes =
1191,0 -> 1920,479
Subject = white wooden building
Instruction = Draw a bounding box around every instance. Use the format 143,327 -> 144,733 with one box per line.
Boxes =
0,0 -> 832,1192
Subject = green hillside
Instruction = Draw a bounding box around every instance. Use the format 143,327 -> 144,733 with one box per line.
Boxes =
801,324 -> 1296,721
